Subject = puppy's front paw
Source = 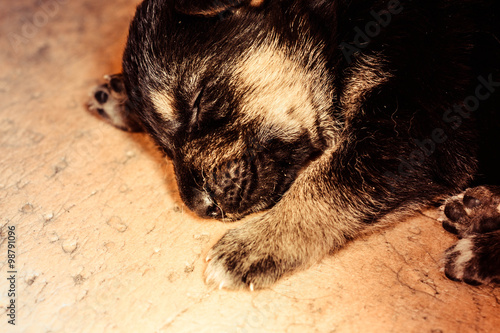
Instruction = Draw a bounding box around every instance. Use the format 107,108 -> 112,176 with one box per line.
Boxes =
87,74 -> 142,132
205,220 -> 304,290
444,234 -> 500,285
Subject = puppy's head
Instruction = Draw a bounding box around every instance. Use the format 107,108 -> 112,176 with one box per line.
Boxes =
122,0 -> 336,220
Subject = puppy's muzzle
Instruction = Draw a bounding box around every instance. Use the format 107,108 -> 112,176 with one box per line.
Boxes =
190,188 -> 223,219
174,164 -> 224,219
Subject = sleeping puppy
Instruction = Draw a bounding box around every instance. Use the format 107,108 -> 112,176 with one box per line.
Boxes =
88,0 -> 500,289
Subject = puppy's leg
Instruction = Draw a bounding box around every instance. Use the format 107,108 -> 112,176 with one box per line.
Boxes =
442,185 -> 500,285
87,74 -> 143,132
205,144 -> 404,290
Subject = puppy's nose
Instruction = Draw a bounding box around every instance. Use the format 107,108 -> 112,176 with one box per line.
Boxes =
195,190 -> 222,219
205,203 -> 222,218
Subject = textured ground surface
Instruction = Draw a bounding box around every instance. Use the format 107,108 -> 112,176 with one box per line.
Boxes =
1,1 -> 499,332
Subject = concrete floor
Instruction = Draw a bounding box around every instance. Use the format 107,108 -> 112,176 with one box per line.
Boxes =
1,0 -> 499,332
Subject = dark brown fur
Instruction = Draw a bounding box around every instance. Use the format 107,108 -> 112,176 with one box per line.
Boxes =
88,0 -> 500,289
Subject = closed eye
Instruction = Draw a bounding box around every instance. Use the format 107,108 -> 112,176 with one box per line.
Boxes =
189,87 -> 204,130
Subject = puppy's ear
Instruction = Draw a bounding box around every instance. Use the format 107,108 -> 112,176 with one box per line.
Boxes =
175,0 -> 265,17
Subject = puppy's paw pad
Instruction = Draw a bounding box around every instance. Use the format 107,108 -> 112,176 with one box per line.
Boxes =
87,74 -> 142,132
88,74 -> 125,112
88,85 -> 112,120
442,186 -> 500,236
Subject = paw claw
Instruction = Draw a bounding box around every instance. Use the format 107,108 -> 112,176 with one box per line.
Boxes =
203,220 -> 296,290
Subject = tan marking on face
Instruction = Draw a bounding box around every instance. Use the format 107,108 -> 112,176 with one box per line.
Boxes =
235,40 -> 334,143
250,0 -> 265,7
183,135 -> 247,171
150,90 -> 175,121
341,54 -> 392,119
